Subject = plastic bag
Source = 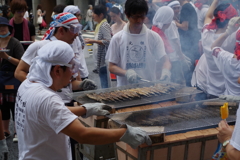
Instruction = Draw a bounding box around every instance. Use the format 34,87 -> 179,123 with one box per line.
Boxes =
41,19 -> 47,28
212,143 -> 228,160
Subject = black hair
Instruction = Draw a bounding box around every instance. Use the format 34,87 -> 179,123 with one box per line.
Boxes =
125,0 -> 148,17
53,4 -> 66,14
214,3 -> 231,28
51,66 -> 67,71
53,27 -> 68,35
1,5 -> 10,19
146,8 -> 155,23
110,6 -> 121,15
93,4 -> 107,18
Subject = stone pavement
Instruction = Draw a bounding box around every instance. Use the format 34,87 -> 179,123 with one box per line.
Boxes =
5,28 -> 106,160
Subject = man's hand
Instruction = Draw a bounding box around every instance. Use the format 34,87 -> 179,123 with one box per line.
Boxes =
160,69 -> 171,82
219,95 -> 240,101
226,17 -> 240,35
79,79 -> 97,91
120,124 -> 152,149
125,69 -> 142,84
84,38 -> 94,44
82,103 -> 112,118
217,120 -> 233,143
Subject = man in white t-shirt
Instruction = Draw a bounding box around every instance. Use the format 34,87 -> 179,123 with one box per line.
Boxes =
107,0 -> 171,87
14,12 -> 96,104
16,40 -> 151,159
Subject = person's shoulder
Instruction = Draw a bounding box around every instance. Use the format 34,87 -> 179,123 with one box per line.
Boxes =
10,36 -> 21,44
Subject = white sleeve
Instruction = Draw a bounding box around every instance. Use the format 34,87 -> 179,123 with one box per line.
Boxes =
230,107 -> 240,151
107,34 -> 121,64
165,22 -> 178,40
222,31 -> 237,53
40,95 -> 77,134
153,33 -> 166,61
22,43 -> 40,65
212,47 -> 233,72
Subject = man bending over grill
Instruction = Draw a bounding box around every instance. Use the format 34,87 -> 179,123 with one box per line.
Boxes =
106,0 -> 171,87
15,40 -> 152,159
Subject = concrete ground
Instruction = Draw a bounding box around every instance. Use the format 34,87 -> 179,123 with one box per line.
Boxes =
5,28 -> 110,160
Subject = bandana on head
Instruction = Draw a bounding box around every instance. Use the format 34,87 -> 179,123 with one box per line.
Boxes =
167,1 -> 180,8
63,5 -> 81,15
205,4 -> 238,30
42,12 -> 79,40
194,0 -> 208,10
235,29 -> 240,60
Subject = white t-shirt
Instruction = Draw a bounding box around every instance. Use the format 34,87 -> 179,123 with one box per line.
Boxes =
196,5 -> 209,32
202,25 -> 225,96
71,37 -> 89,78
24,11 -> 29,20
212,47 -> 240,95
15,80 -> 77,160
231,104 -> 240,151
21,36 -> 73,103
164,21 -> 180,62
191,53 -> 208,92
107,23 -> 166,86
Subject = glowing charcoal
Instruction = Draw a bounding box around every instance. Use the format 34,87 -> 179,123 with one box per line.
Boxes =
221,103 -> 229,120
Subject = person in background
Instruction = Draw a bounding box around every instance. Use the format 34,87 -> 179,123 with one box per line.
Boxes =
144,8 -> 155,29
0,17 -> 25,143
2,5 -> 11,20
83,5 -> 94,31
152,6 -> 186,85
15,40 -> 151,159
107,0 -> 171,87
106,0 -> 113,12
36,4 -> 45,35
63,6 -> 89,81
109,7 -> 126,35
176,0 -> 200,86
23,7 -> 29,21
10,0 -> 35,51
85,5 -> 111,88
111,0 -> 123,14
51,4 -> 66,17
195,0 -> 209,32
210,17 -> 240,96
202,0 -> 237,98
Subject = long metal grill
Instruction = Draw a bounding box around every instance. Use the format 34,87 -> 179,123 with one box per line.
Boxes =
107,99 -> 238,135
72,81 -> 202,109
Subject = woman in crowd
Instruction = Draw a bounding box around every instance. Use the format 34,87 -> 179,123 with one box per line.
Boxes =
0,17 -> 24,143
36,4 -> 45,35
9,0 -> 35,50
201,0 -> 237,98
85,5 -> 111,88
152,6 -> 186,85
109,7 -> 126,35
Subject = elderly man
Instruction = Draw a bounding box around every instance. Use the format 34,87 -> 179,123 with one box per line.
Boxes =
15,40 -> 151,159
107,0 -> 171,87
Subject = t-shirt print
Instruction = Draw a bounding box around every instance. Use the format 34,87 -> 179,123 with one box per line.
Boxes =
126,41 -> 147,70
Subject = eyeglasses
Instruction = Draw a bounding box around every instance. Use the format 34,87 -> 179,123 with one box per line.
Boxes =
62,23 -> 82,34
62,57 -> 80,76
130,14 -> 146,20
16,10 -> 26,14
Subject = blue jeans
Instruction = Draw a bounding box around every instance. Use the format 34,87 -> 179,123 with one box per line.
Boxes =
99,66 -> 108,88
83,20 -> 93,31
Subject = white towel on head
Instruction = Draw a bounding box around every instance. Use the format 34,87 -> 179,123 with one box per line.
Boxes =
152,6 -> 174,29
167,1 -> 180,8
27,40 -> 74,87
63,5 -> 81,15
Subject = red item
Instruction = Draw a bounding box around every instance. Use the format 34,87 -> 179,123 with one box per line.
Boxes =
205,4 -> 238,30
235,30 -> 240,60
152,25 -> 174,54
41,19 -> 47,28
9,18 -> 30,42
194,0 -> 208,10
110,73 -> 117,80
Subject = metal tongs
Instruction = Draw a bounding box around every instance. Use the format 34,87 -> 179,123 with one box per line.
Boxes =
139,78 -> 150,83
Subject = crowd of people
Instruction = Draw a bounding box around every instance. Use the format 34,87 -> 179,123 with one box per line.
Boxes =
0,0 -> 240,159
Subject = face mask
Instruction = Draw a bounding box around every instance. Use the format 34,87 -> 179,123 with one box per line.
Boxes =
0,32 -> 10,38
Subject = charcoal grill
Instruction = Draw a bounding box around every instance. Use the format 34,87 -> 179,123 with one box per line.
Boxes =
107,99 -> 238,136
71,81 -> 202,109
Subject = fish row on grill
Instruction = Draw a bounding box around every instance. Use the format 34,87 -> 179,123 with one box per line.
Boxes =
86,84 -> 180,102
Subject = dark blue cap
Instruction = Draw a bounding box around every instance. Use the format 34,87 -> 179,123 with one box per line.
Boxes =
0,17 -> 13,31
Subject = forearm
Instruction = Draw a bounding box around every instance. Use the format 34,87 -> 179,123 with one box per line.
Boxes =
67,106 -> 86,116
14,60 -> 30,82
205,0 -> 219,24
71,80 -> 83,91
109,63 -> 126,76
6,56 -> 19,66
175,21 -> 188,31
226,144 -> 240,160
77,127 -> 126,145
92,40 -> 104,45
211,32 -> 228,49
162,56 -> 171,70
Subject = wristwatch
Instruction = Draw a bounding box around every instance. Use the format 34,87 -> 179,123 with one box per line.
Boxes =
7,56 -> 12,61
223,139 -> 230,148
